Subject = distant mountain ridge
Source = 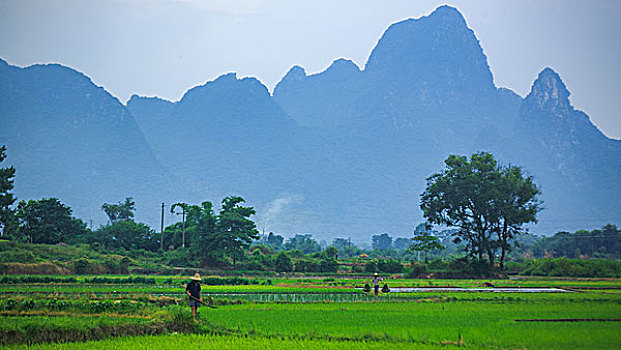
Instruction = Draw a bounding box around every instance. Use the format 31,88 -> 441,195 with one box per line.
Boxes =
0,58 -> 184,227
2,5 -> 619,240
270,5 -> 620,236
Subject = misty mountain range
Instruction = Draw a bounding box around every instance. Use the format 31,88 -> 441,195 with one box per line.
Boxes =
1,6 -> 619,241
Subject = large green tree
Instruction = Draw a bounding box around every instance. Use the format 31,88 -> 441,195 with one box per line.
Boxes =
493,165 -> 541,270
266,232 -> 284,251
0,145 -> 16,237
101,197 -> 135,224
420,152 -> 541,271
216,196 -> 259,267
186,201 -> 218,265
184,197 -> 258,268
332,238 -> 359,258
284,234 -> 321,254
372,233 -> 393,257
275,251 -> 293,272
16,198 -> 88,244
96,220 -> 158,251
409,229 -> 444,263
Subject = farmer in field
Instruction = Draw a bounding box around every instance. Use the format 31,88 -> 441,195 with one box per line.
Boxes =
373,272 -> 383,296
185,273 -> 203,317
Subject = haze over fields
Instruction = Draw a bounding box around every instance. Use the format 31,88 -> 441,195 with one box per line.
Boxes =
1,5 -> 619,241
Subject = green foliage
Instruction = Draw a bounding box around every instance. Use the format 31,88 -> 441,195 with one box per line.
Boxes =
73,258 -> 94,274
199,277 -> 259,286
331,238 -> 359,258
243,246 -> 273,271
163,248 -> 195,267
0,249 -> 36,263
162,222 -> 185,251
284,234 -> 321,254
186,197 -> 259,268
362,283 -> 371,293
216,196 -> 260,267
293,259 -> 318,272
521,258 -> 621,277
15,198 -> 88,244
371,233 -> 392,251
0,275 -> 77,284
95,220 -> 159,251
325,246 -> 338,259
266,232 -> 284,251
539,225 -> 621,259
82,276 -> 156,284
167,307 -> 196,333
170,202 -> 189,248
186,201 -> 217,265
0,145 -> 16,238
364,260 -> 378,273
409,227 -> 444,262
0,314 -> 164,345
101,197 -> 135,224
275,251 -> 293,272
420,152 -> 541,271
405,262 -> 427,278
377,258 -> 403,273
393,237 -> 411,250
318,258 -> 339,272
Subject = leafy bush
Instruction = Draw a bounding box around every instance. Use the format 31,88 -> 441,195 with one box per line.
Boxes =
238,260 -> 265,271
318,258 -> 339,273
294,259 -> 318,272
73,258 -> 93,274
404,262 -> 427,278
378,259 -> 403,273
351,264 -> 365,273
275,252 -> 293,272
427,258 -> 449,271
167,307 -> 197,333
521,258 -> 621,277
163,249 -> 195,268
443,257 -> 495,277
82,276 -> 156,284
0,250 -> 36,263
0,275 -> 77,284
365,261 -> 378,272
192,277 -> 258,286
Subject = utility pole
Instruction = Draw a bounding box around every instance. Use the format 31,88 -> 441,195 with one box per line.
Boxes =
160,203 -> 165,251
348,237 -> 352,258
181,208 -> 186,248
171,203 -> 188,249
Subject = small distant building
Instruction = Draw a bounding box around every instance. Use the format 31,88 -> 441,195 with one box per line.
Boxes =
359,253 -> 369,259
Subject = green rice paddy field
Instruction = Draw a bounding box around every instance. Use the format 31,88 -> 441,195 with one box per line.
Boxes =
2,276 -> 620,349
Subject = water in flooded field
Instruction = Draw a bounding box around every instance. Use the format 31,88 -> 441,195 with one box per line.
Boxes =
386,287 -> 570,293
203,293 -> 374,302
199,287 -> 571,302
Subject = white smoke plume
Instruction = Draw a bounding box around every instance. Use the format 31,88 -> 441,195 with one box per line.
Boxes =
258,194 -> 304,232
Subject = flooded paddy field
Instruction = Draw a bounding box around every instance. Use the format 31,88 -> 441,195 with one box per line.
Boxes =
1,276 -> 620,349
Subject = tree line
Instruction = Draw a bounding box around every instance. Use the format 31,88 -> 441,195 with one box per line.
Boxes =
2,144 -> 617,276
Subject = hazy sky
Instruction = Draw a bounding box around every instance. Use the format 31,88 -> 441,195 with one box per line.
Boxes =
1,0 -> 619,139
